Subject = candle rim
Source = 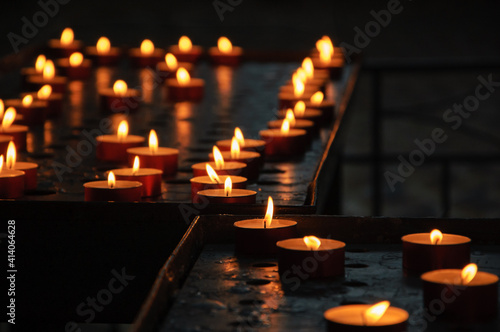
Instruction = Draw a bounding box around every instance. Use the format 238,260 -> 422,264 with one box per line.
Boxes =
234,218 -> 297,229
421,269 -> 499,286
324,304 -> 409,326
13,161 -> 38,170
276,237 -> 345,251
96,134 -> 145,144
190,175 -> 247,184
209,150 -> 260,160
216,138 -> 266,149
192,161 -> 246,170
402,233 -> 470,245
83,179 -> 143,189
0,169 -> 25,178
197,188 -> 256,198
111,168 -> 163,176
259,128 -> 307,137
126,146 -> 179,156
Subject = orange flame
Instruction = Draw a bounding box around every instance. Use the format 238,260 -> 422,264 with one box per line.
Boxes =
310,91 -> 324,105
176,67 -> 190,86
234,127 -> 245,147
35,54 -> 46,73
206,164 -> 220,184
6,141 -> 16,170
2,107 -> 16,129
37,85 -> 52,100
303,236 -> 321,250
296,68 -> 307,83
96,37 -> 111,54
165,53 -> 178,71
0,99 -> 3,119
43,60 -> 55,80
230,137 -> 240,159
294,101 -> 306,117
281,119 -> 290,135
218,36 -> 232,54
302,57 -> 314,79
149,129 -> 158,154
285,109 -> 296,127
430,229 -> 443,245
132,156 -> 140,175
113,80 -> 128,96
213,146 -> 225,169
224,176 -> 232,197
69,52 -> 83,67
293,75 -> 305,98
263,196 -> 274,228
363,301 -> 390,326
316,36 -> 333,65
140,39 -> 154,56
60,28 -> 74,46
108,171 -> 116,189
179,36 -> 192,52
22,95 -> 33,108
461,263 -> 478,285
117,120 -> 128,141
0,155 -> 3,173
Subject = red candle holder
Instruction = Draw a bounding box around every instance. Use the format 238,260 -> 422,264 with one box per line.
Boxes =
278,90 -> 314,109
99,80 -> 141,113
5,98 -> 48,126
259,128 -> 308,158
278,108 -> 322,127
208,150 -> 261,182
112,168 -> 163,197
21,54 -> 46,85
190,175 -> 246,203
96,135 -> 145,163
13,161 -> 38,191
21,89 -> 63,118
0,169 -> 25,199
26,75 -> 67,94
85,37 -> 121,66
126,147 -> 179,177
156,53 -> 194,81
216,138 -> 266,154
47,38 -> 83,58
192,161 -> 246,177
84,180 -> 142,202
0,126 -> 28,151
208,37 -> 243,66
0,135 -> 12,155
56,53 -> 92,80
168,36 -> 203,63
197,188 -> 256,204
304,98 -> 336,123
312,56 -> 344,80
267,118 -> 315,134
165,68 -> 204,101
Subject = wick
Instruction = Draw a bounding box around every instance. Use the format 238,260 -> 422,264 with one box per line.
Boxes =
263,219 -> 267,229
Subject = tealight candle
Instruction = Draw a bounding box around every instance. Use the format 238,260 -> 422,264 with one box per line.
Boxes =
21,85 -> 63,118
191,147 -> 246,177
268,109 -> 315,137
126,129 -> 179,177
197,177 -> 256,204
26,60 -> 67,94
208,36 -> 243,66
277,236 -> 345,280
96,120 -> 145,163
56,52 -> 92,80
0,155 -> 25,199
156,53 -> 194,81
304,91 -> 336,123
234,197 -> 298,255
421,263 -> 498,322
84,171 -> 142,202
112,156 -> 163,197
278,78 -> 314,109
168,36 -> 203,63
190,164 -> 247,203
5,141 -> 37,190
85,37 -> 121,66
47,28 -> 83,58
129,39 -> 165,67
99,80 -> 141,113
324,301 -> 409,332
20,55 -> 46,84
0,107 -> 28,150
281,68 -> 325,93
5,95 -> 47,126
209,144 -> 260,181
277,101 -> 322,127
402,229 -> 470,274
216,127 -> 267,155
259,119 -> 308,158
301,57 -> 330,83
312,36 -> 344,79
165,67 -> 204,101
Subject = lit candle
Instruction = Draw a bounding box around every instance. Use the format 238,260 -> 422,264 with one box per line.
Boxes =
190,164 -> 247,203
20,54 -> 46,83
208,36 -> 243,66
0,107 -> 28,150
99,79 -> 141,113
324,301 -> 409,331
56,52 -> 92,80
312,36 -> 344,80
421,263 -> 498,322
197,176 -> 256,204
0,155 -> 25,199
5,141 -> 37,190
278,72 -> 314,109
301,57 -> 330,84
20,84 -> 63,118
208,143 -> 261,181
47,28 -> 83,58
96,120 -> 145,163
277,235 -> 345,281
216,127 -> 267,155
5,95 -> 47,126
112,156 -> 163,197
268,108 -> 315,137
259,119 -> 308,158
84,171 -> 142,202
156,53 -> 194,81
280,68 -> 325,93
165,67 -> 205,101
278,101 -> 322,127
402,229 -> 470,274
26,60 -> 67,94
304,91 -> 336,123
85,37 -> 121,66
129,39 -> 165,67
168,36 -> 203,63
126,129 -> 179,177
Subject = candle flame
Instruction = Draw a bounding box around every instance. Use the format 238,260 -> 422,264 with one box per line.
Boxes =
430,229 -> 443,245
60,28 -> 74,46
69,52 -> 83,67
310,91 -> 324,105
43,60 -> 55,80
37,85 -> 52,100
35,54 -> 46,73
165,53 -> 178,71
263,196 -> 274,228
285,109 -> 296,127
303,236 -> 321,250
2,107 -> 16,129
132,156 -> 140,175
293,76 -> 305,98
461,263 -> 478,285
0,155 -> 3,173
113,80 -> 128,96
96,37 -> 111,54
234,127 -> 245,147
317,36 -> 334,65
218,36 -> 232,54
281,119 -> 290,135
22,95 -> 33,108
0,100 -> 3,119
176,67 -> 190,86
224,176 -> 232,197
108,171 -> 116,189
213,146 -> 225,169
117,120 -> 128,141
302,57 -> 314,79
363,301 -> 390,326
296,67 -> 307,83
6,141 -> 16,170
149,129 -> 158,154
294,101 -> 306,117
140,39 -> 154,56
230,137 -> 240,159
179,36 -> 192,52
206,164 -> 220,184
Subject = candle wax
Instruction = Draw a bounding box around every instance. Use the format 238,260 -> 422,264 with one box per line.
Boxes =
126,147 -> 179,176
83,180 -> 142,202
324,305 -> 409,331
112,168 -> 163,197
196,188 -> 256,204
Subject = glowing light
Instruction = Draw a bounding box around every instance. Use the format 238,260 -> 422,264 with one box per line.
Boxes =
294,101 -> 306,117
165,53 -> 178,71
230,137 -> 240,159
316,36 -> 334,65
0,100 -> 3,119
213,146 -> 224,169
43,60 -> 55,80
234,127 -> 245,147
218,36 -> 232,54
108,171 -> 116,189
179,36 -> 192,52
206,164 -> 220,184
363,301 -> 390,326
461,263 -> 478,285
430,229 -> 443,245
293,75 -> 305,98
132,156 -> 140,175
310,91 -> 324,105
2,107 -> 16,129
303,236 -> 321,250
176,67 -> 190,86
35,55 -> 46,73
281,119 -> 290,135
96,37 -> 111,54
224,176 -> 232,197
69,52 -> 83,67
37,85 -> 52,100
285,109 -> 296,127
263,196 -> 274,228
140,39 -> 154,56
22,95 -> 33,108
6,141 -> 16,170
302,57 -> 314,79
60,28 -> 74,46
117,120 -> 128,141
149,129 -> 158,154
113,80 -> 128,96
0,155 -> 3,173
296,68 -> 307,83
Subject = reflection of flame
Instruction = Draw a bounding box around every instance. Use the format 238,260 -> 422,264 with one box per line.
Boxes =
224,176 -> 232,196
430,229 -> 443,245
140,39 -> 154,56
206,164 -> 220,183
35,55 -> 46,73
176,67 -> 190,86
132,156 -> 140,175
281,119 -> 290,135
230,137 -> 240,159
179,36 -> 192,52
285,109 -> 296,127
303,236 -> 321,250
60,28 -> 74,46
97,37 -> 111,54
6,141 -> 16,169
264,196 -> 274,228
234,127 -> 245,147
108,171 -> 116,189
294,101 -> 306,117
69,52 -> 83,67
218,36 -> 232,53
149,129 -> 158,154
363,301 -> 390,326
310,91 -> 324,105
113,80 -> 128,96
2,107 -> 16,129
37,85 -> 52,99
302,57 -> 314,79
461,263 -> 478,285
117,120 -> 128,141
43,60 -> 55,80
213,146 -> 225,169
165,53 -> 178,71
22,95 -> 33,108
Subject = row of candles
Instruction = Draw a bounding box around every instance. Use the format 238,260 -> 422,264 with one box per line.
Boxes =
233,200 -> 498,330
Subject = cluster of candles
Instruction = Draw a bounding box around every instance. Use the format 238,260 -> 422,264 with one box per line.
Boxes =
232,204 -> 498,331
